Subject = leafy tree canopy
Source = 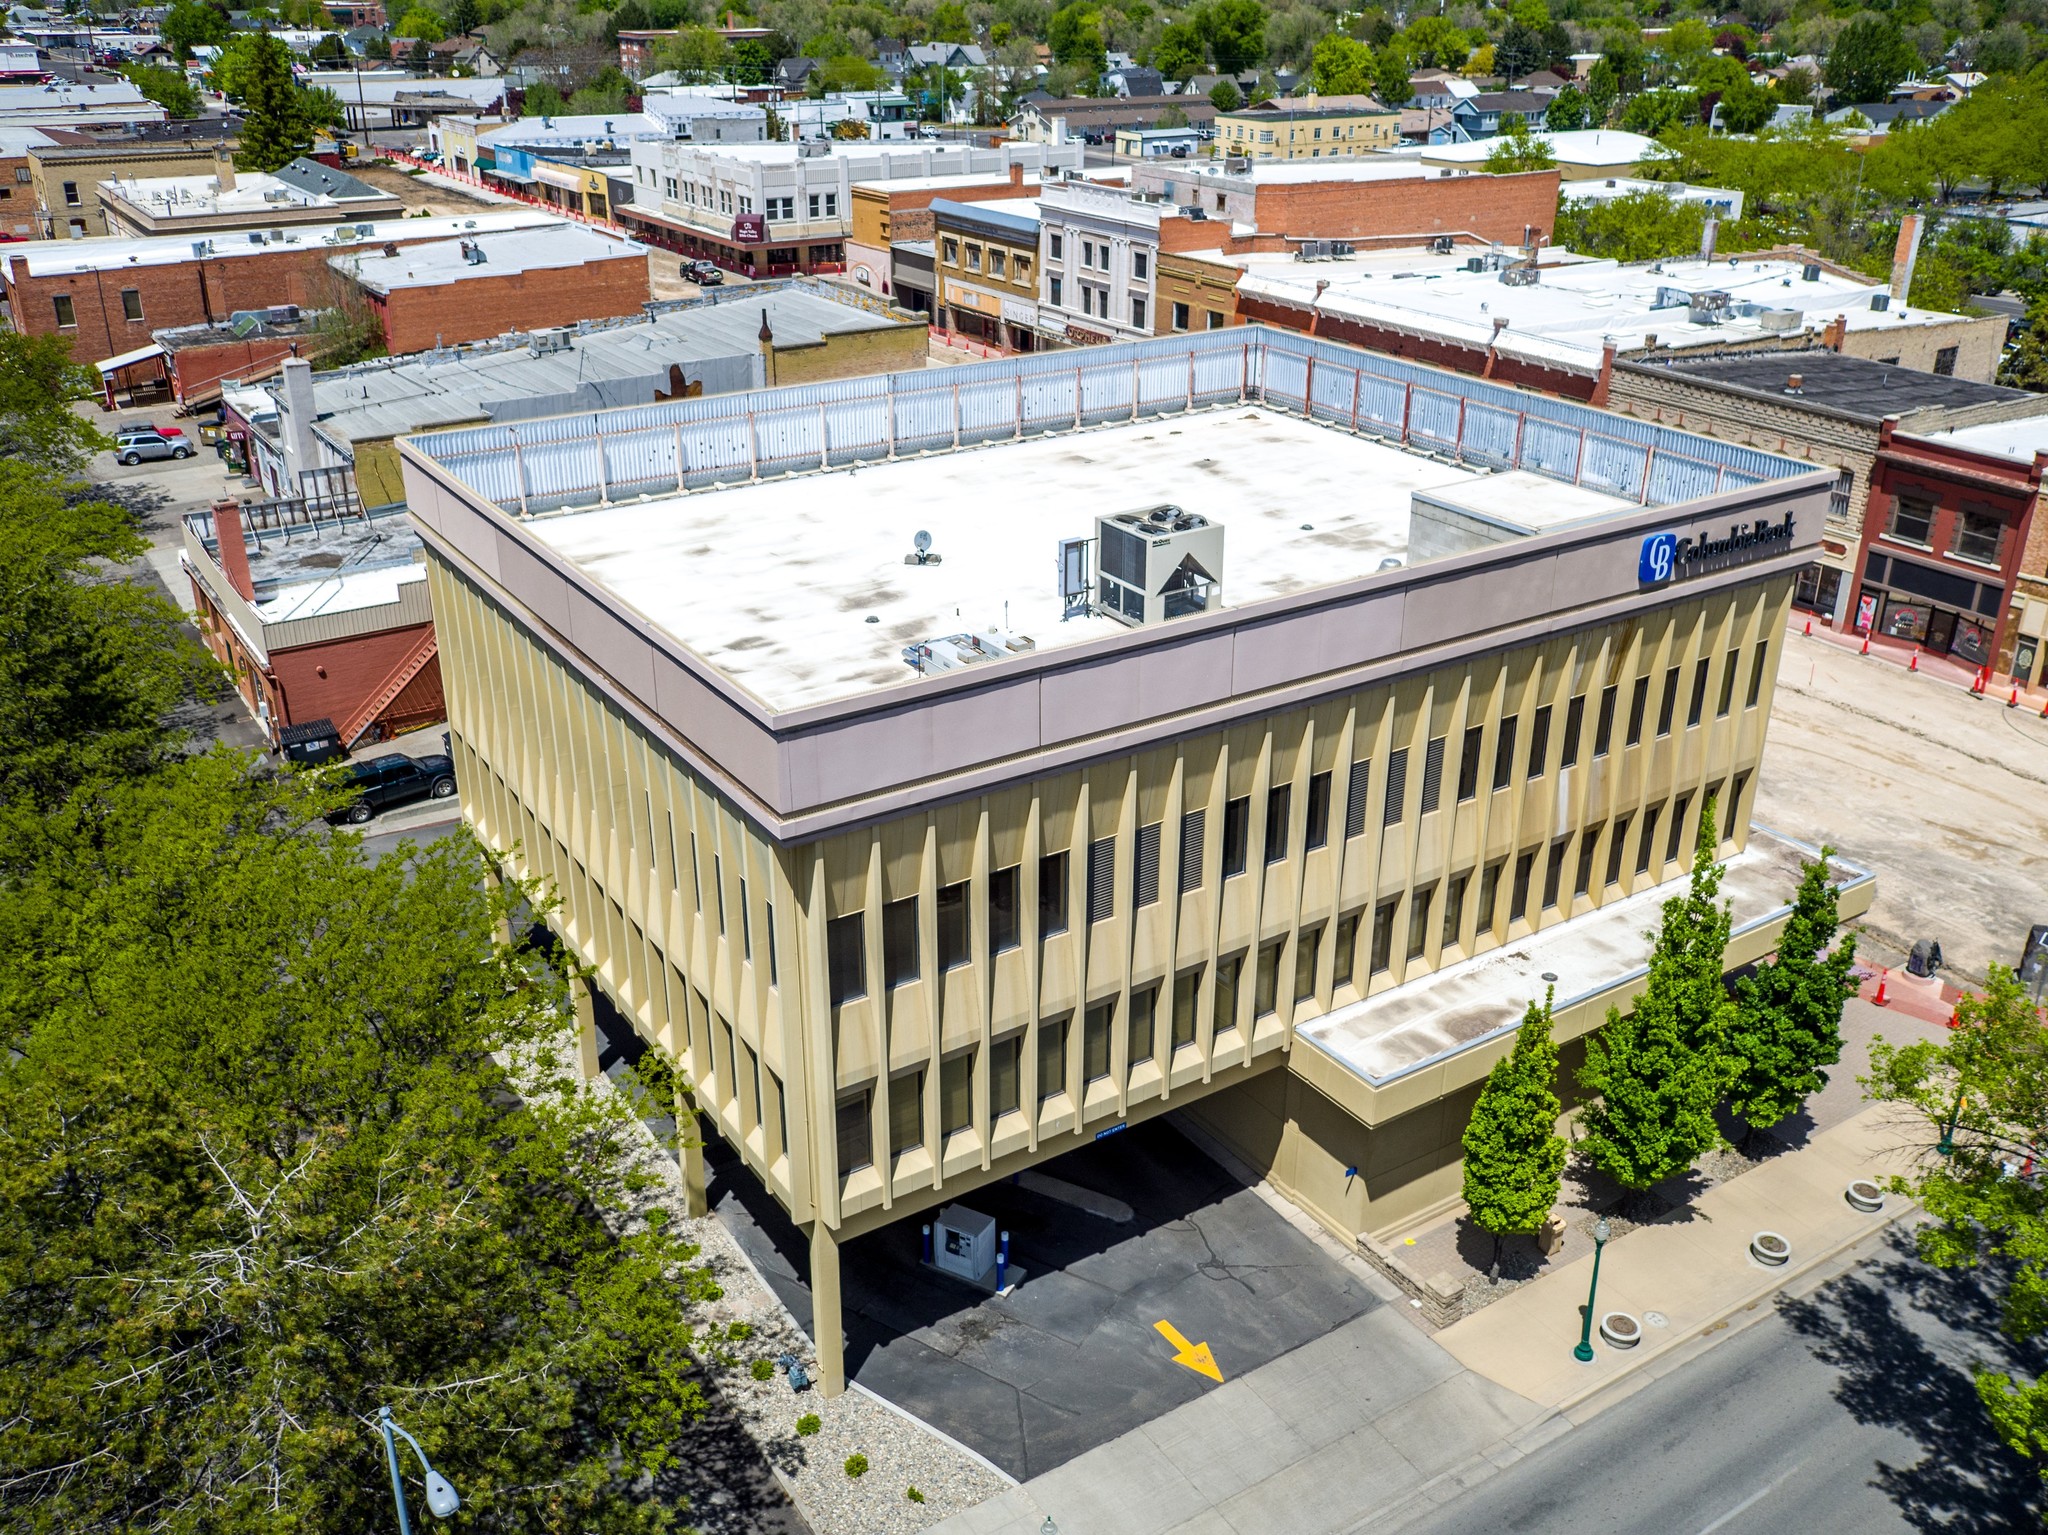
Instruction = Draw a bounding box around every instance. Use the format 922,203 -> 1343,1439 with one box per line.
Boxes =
1825,11 -> 1920,105
161,0 -> 230,59
1727,850 -> 1856,1135
1462,988 -> 1567,1277
0,333 -> 110,475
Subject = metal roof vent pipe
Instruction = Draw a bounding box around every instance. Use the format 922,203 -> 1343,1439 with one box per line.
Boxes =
1785,373 -> 1803,393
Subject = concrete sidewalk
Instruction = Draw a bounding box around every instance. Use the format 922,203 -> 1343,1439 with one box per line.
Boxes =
924,1101 -> 1929,1535
1432,1101 -> 1923,1415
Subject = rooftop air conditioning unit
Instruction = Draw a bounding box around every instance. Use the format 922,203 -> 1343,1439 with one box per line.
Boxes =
528,326 -> 574,355
1870,292 -> 1890,311
1094,504 -> 1224,628
269,303 -> 300,323
247,230 -> 263,243
1224,156 -> 1251,173
1329,240 -> 1354,257
1756,308 -> 1801,332
1430,235 -> 1454,254
1687,289 -> 1733,324
1499,264 -> 1539,286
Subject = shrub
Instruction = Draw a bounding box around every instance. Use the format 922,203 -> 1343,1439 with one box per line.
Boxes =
750,1358 -> 776,1381
727,1321 -> 754,1341
796,1413 -> 821,1436
907,1486 -> 925,1503
844,1453 -> 869,1478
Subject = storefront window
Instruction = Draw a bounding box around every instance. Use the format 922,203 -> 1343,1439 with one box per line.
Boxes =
1880,595 -> 1931,642
1951,616 -> 1993,667
2016,635 -> 2041,684
1793,563 -> 1842,616
1885,495 -> 1935,547
1951,509 -> 2006,566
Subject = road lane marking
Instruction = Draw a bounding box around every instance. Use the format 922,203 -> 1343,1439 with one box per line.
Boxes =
1154,1320 -> 1223,1382
1695,1461 -> 1804,1535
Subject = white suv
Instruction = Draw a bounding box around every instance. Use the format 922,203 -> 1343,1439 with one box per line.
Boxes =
115,426 -> 192,465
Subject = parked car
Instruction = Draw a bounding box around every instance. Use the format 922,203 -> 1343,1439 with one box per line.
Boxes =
324,752 -> 458,824
682,259 -> 724,286
115,425 -> 192,465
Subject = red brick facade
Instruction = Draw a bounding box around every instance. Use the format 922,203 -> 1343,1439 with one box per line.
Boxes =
360,252 -> 652,353
1250,169 -> 1560,249
1846,421 -> 2043,680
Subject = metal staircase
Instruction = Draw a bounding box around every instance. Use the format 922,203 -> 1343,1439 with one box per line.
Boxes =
338,629 -> 439,749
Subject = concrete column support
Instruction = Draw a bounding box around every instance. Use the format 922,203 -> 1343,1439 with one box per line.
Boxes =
809,1220 -> 845,1397
573,973 -> 602,1078
677,1086 -> 709,1219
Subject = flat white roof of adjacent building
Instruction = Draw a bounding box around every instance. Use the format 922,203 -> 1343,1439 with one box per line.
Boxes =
1236,251 -> 1968,373
523,406 -> 1630,711
1418,129 -> 1663,169
334,224 -> 645,292
1299,832 -> 1870,1084
258,562 -> 426,623
0,208 -> 565,277
1911,411 -> 2048,463
99,167 -> 397,220
1161,156 -> 1431,186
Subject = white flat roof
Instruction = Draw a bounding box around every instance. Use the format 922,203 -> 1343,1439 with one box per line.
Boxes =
1421,128 -> 1662,167
100,168 -> 391,218
258,562 -> 426,622
1912,411 -> 2048,463
524,406 -> 1627,711
1237,252 -> 1971,372
335,224 -> 644,292
0,208 -> 565,277
1166,157 -> 1428,186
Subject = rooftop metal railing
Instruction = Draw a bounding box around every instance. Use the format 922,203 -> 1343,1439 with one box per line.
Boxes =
407,325 -> 1814,518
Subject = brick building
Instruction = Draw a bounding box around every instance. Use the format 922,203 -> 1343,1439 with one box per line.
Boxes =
1606,352 -> 2046,629
184,494 -> 444,751
1844,421 -> 2045,681
0,208 -> 564,364
28,139 -> 224,238
931,195 -> 1044,352
844,165 -> 1050,299
1214,94 -> 1400,159
329,224 -> 653,354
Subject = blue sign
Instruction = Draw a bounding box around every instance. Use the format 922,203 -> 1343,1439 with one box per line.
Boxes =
1639,531 -> 1679,585
1639,513 -> 1795,586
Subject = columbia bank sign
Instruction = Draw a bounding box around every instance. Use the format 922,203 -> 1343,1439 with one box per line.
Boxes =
1640,511 -> 1799,586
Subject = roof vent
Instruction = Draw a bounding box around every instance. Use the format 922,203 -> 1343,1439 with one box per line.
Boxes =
1802,262 -> 1822,281
1870,292 -> 1890,311
903,529 -> 942,566
1784,373 -> 1803,393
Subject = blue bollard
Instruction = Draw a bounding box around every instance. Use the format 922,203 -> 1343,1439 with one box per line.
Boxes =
921,1223 -> 933,1265
996,1228 -> 1010,1291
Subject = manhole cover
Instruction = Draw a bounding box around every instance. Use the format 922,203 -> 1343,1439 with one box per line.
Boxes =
1645,1311 -> 1669,1328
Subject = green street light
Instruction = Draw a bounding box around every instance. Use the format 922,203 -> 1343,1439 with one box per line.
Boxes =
1573,1218 -> 1613,1364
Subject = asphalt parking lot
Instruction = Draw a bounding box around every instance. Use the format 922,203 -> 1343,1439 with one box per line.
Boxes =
699,1111 -> 1378,1481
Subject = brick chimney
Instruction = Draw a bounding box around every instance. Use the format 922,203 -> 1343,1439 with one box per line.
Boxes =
211,498 -> 255,601
1009,162 -> 1023,187
214,142 -> 236,195
1589,336 -> 1617,407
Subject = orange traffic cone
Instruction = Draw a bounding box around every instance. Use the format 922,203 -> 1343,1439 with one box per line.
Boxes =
2039,695 -> 2047,720
2013,685 -> 2023,708
1909,649 -> 1919,671
1860,634 -> 1871,656
1803,618 -> 1813,637
1875,969 -> 1890,1006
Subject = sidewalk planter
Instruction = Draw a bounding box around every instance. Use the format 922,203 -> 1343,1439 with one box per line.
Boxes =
1750,1231 -> 1792,1266
1845,1179 -> 1886,1213
1598,1312 -> 1641,1349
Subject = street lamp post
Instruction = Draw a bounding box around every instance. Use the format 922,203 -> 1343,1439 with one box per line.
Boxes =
1573,1217 -> 1613,1363
378,1407 -> 461,1535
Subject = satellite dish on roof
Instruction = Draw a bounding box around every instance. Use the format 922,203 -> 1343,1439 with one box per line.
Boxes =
914,530 -> 932,554
905,530 -> 941,567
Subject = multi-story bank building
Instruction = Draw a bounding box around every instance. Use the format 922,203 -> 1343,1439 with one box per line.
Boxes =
398,327 -> 1872,1393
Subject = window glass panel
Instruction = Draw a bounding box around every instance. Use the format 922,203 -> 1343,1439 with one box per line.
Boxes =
1638,805 -> 1661,874
1887,494 -> 1935,545
1083,1000 -> 1113,1081
1264,784 -> 1291,864
1953,508 -> 2004,564
1335,911 -> 1360,989
1688,658 -> 1710,728
827,914 -> 866,1004
1037,1017 -> 1069,1102
1221,796 -> 1250,876
1543,839 -> 1568,910
938,880 -> 970,970
1458,726 -> 1482,801
1667,793 -> 1692,862
1305,771 -> 1331,850
1478,859 -> 1502,929
1214,951 -> 1243,1032
1747,641 -> 1768,707
940,1051 -> 973,1136
1371,898 -> 1398,973
1575,827 -> 1600,898
1526,706 -> 1551,778
1255,940 -> 1282,1016
1294,926 -> 1322,1003
1657,666 -> 1680,736
1128,986 -> 1157,1072
1626,676 -> 1649,746
1561,695 -> 1585,765
1717,650 -> 1739,716
1442,871 -> 1468,948
1607,815 -> 1631,886
1492,717 -> 1518,791
990,1035 -> 1022,1117
1510,850 -> 1535,921
889,1069 -> 925,1159
1406,887 -> 1433,960
1040,851 -> 1069,935
990,865 -> 1021,952
1595,684 -> 1618,755
836,1089 -> 872,1173
1171,971 -> 1200,1048
883,896 -> 919,987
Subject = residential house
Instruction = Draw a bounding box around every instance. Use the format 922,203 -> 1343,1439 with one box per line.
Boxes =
1449,90 -> 1551,138
1215,94 -> 1399,159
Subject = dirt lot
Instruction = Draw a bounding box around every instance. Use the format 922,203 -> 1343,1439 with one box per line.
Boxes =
1755,624 -> 2048,984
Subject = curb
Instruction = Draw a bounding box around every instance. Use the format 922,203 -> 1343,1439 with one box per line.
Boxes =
1358,1193 -> 1922,1533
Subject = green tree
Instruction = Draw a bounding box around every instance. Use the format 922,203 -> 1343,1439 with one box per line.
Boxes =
1310,31 -> 1374,95
0,756 -> 720,1534
1727,851 -> 1855,1142
522,79 -> 567,114
1620,88 -> 1698,135
2000,300 -> 2048,391
569,64 -> 633,111
1866,966 -> 2048,1488
161,0 -> 230,59
1048,1 -> 1107,71
0,333 -> 111,474
0,464 -> 208,815
654,25 -> 729,79
1716,75 -> 1774,134
1209,77 -> 1242,110
1484,116 -> 1555,172
1576,801 -> 1734,1200
1662,17 -> 1715,81
1585,54 -> 1619,122
1400,15 -> 1466,70
233,33 -> 317,170
1544,82 -> 1589,131
1153,20 -> 1205,80
394,5 -> 446,40
445,0 -> 478,32
928,0 -> 972,42
1374,39 -> 1410,106
1462,987 -> 1567,1280
123,60 -> 202,116
1197,0 -> 1265,75
814,52 -> 886,91
1824,12 -> 1919,106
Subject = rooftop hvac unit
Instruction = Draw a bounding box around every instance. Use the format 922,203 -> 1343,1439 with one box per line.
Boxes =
528,326 -> 573,354
1756,308 -> 1801,332
1430,235 -> 1454,254
1094,504 -> 1223,628
1224,156 -> 1251,173
1802,262 -> 1822,281
901,627 -> 1035,674
1870,292 -> 1890,311
246,230 -> 263,243
1653,284 -> 1691,309
1499,264 -> 1539,286
269,303 -> 300,323
1687,290 -> 1732,325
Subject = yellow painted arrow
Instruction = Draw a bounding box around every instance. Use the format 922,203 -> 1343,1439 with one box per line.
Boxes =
1154,1319 -> 1223,1383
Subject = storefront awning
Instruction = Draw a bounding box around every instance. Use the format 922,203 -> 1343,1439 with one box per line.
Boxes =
96,342 -> 166,375
533,162 -> 587,192
485,167 -> 535,184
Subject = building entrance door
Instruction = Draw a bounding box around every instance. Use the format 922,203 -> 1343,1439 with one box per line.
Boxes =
1927,608 -> 1957,654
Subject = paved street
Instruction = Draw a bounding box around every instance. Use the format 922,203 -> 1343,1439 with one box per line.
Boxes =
1391,1228 -> 2044,1535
